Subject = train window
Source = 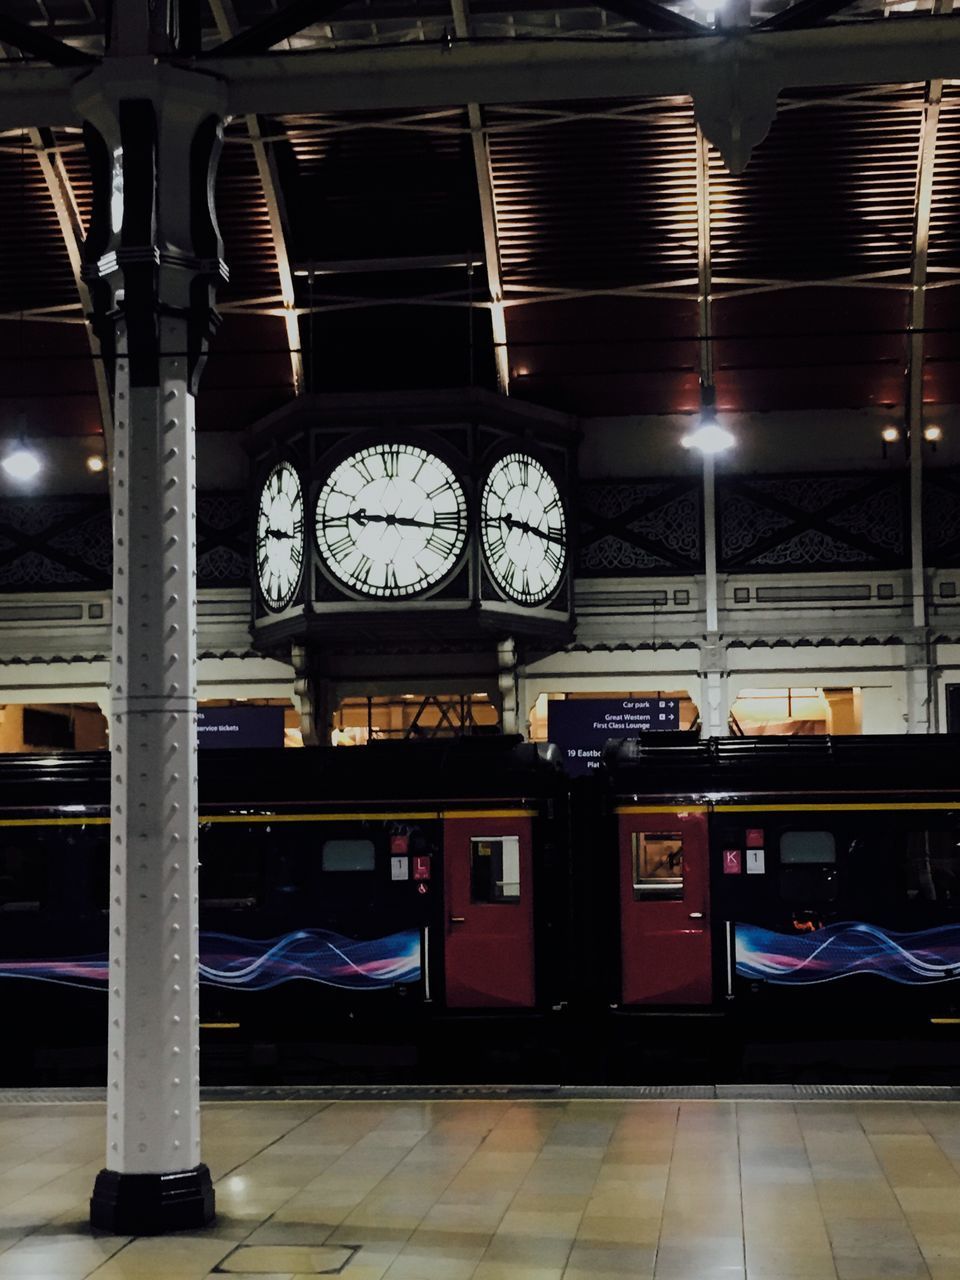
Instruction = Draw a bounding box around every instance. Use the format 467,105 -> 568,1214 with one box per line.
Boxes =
470,836 -> 521,903
903,830 -> 960,903
0,843 -> 41,912
199,826 -> 263,908
322,839 -> 376,873
632,832 -> 683,900
779,830 -> 837,906
780,831 -> 836,864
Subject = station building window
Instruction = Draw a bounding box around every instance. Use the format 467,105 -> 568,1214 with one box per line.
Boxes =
0,703 -> 108,753
729,687 -> 861,736
331,693 -> 498,745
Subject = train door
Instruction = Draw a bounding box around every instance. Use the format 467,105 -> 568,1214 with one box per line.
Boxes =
442,812 -> 536,1008
617,805 -> 712,1005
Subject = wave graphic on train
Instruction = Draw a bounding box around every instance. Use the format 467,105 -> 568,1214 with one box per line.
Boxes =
0,928 -> 422,992
736,921 -> 960,985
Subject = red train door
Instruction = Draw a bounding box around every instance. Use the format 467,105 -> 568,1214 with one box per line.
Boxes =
618,804 -> 712,1005
442,812 -> 536,1008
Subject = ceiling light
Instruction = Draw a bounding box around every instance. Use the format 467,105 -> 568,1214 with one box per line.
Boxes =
86,454 -> 106,474
881,426 -> 901,444
1,446 -> 41,481
681,422 -> 735,455
693,0 -> 724,23
924,424 -> 943,443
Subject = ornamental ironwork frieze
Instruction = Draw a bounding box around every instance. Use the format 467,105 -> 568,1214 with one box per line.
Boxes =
578,479 -> 704,575
0,493 -> 248,590
925,470 -> 960,567
718,473 -> 908,572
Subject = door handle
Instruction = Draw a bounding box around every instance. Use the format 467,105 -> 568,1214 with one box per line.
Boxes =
449,916 -> 466,924
688,911 -> 704,919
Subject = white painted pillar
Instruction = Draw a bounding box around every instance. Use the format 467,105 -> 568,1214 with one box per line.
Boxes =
75,60 -> 226,1234
700,653 -> 729,738
498,637 -> 520,735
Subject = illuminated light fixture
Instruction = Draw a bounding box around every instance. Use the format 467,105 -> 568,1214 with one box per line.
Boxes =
924,424 -> 943,443
693,0 -> 725,24
881,426 -> 901,444
681,418 -> 735,455
86,454 -> 106,474
1,445 -> 41,481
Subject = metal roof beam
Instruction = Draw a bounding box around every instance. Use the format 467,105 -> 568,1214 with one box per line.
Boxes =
906,1 -> 951,633
206,16 -> 960,168
205,0 -> 356,57
209,0 -> 304,394
0,14 -> 96,66
450,0 -> 509,392
4,19 -> 960,141
755,0 -> 858,32
31,125 -> 113,455
601,0 -> 707,35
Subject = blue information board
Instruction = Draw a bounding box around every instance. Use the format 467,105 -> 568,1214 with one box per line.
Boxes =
197,705 -> 285,749
547,698 -> 681,775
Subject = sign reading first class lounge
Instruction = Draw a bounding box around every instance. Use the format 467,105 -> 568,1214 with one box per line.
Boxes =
547,698 -> 681,776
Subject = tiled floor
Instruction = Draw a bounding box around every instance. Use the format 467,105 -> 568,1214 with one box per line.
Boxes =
2,1097 -> 960,1278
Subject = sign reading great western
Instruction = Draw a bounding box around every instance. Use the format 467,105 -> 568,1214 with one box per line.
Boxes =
547,698 -> 681,775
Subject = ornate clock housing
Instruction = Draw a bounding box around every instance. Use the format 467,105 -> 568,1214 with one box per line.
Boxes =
256,460 -> 304,611
481,452 -> 566,605
314,443 -> 468,599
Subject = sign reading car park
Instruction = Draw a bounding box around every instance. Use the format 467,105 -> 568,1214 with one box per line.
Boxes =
547,698 -> 681,776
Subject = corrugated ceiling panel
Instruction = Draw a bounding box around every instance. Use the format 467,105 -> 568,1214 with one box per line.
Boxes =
487,98 -> 698,290
927,88 -> 960,269
0,143 -> 76,313
216,124 -> 282,303
278,110 -> 480,264
712,89 -> 923,284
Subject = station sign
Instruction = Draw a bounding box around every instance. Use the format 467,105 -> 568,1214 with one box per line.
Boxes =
197,705 -> 285,749
546,698 -> 681,776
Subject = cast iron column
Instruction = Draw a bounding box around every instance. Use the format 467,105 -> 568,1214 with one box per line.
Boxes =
74,59 -> 227,1234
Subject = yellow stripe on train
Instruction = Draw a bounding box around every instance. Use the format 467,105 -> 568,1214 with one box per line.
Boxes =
0,808 -> 537,827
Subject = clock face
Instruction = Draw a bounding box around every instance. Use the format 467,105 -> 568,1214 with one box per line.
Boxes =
256,461 -> 304,612
481,452 -> 566,604
314,443 -> 468,598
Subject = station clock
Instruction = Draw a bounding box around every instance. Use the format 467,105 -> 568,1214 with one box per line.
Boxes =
480,452 -> 566,605
255,460 -> 304,612
314,443 -> 468,599
247,389 -> 578,653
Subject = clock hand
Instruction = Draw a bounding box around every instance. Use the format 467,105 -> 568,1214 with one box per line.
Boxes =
349,509 -> 444,532
266,527 -> 294,540
502,513 -> 565,545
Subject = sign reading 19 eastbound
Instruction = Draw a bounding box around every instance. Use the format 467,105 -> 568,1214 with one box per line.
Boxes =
546,698 -> 681,776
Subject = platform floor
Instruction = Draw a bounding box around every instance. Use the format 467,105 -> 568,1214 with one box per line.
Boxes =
3,1092 -> 960,1279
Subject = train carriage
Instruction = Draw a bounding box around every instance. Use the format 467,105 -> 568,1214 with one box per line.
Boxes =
0,737 -> 565,1083
601,736 -> 960,1036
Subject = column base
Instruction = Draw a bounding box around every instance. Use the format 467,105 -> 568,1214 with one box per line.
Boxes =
90,1164 -> 215,1235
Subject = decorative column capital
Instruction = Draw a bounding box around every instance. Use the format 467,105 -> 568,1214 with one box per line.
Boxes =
73,61 -> 228,391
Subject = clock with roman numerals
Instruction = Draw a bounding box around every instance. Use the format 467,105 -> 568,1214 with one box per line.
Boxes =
314,442 -> 468,599
481,452 -> 566,605
256,460 -> 305,611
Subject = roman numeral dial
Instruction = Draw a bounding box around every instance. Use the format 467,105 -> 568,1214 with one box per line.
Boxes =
480,452 -> 566,604
314,443 -> 468,599
255,461 -> 305,612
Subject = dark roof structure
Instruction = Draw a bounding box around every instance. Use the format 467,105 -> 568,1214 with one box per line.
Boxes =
0,0 -> 956,439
